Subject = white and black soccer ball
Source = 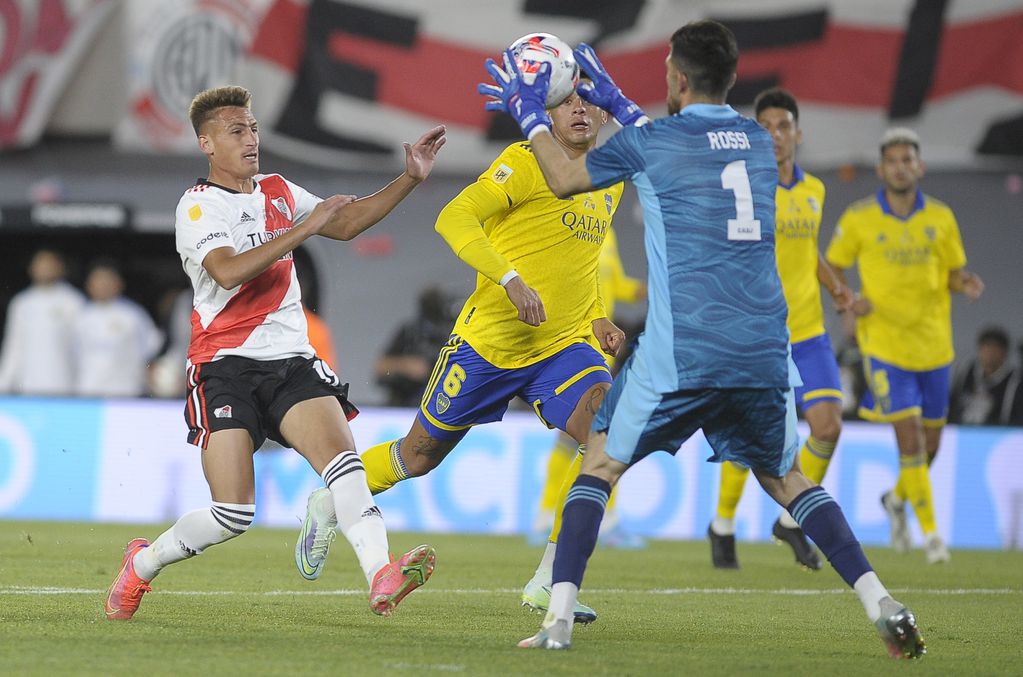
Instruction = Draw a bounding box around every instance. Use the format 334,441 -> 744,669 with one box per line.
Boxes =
509,33 -> 579,109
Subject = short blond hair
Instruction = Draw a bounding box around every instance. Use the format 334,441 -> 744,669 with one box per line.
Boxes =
188,86 -> 251,135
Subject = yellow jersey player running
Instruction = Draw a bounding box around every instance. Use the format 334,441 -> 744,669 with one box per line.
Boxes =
708,88 -> 853,571
826,127 -> 984,563
295,85 -> 625,624
529,224 -> 646,550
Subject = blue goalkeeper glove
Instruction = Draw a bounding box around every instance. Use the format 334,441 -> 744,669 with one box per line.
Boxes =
478,49 -> 551,139
573,43 -> 649,127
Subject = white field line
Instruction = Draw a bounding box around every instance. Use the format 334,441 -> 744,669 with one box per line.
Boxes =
0,586 -> 1017,596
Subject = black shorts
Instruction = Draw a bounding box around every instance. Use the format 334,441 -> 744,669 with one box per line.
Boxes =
184,355 -> 359,450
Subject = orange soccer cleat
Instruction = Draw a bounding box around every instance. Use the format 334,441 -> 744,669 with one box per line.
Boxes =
368,544 -> 436,616
104,538 -> 153,620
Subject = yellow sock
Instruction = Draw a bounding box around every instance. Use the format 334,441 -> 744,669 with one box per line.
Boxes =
539,438 -> 575,513
360,439 -> 408,495
607,484 -> 619,512
716,461 -> 749,520
899,453 -> 937,535
800,436 -> 837,485
894,477 -> 907,502
549,446 -> 584,543
894,449 -> 934,502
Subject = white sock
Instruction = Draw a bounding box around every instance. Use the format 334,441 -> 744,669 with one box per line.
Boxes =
778,510 -> 799,529
133,502 -> 254,581
549,581 -> 578,624
322,451 -> 390,585
853,571 -> 889,622
711,516 -> 735,536
532,542 -> 557,585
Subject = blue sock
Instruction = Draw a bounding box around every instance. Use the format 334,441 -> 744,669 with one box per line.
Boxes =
788,486 -> 872,588
553,474 -> 610,588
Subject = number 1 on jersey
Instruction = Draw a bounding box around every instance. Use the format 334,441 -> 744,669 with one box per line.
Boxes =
721,160 -> 762,241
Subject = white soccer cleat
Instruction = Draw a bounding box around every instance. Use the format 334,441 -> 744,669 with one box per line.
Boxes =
521,577 -> 597,624
924,532 -> 950,564
518,617 -> 573,650
881,491 -> 911,554
295,487 -> 337,581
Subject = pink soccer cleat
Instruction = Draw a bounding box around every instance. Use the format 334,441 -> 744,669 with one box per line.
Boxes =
105,538 -> 153,620
369,544 -> 436,616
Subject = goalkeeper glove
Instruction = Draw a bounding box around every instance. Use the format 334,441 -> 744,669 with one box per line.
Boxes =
574,43 -> 649,127
478,49 -> 551,139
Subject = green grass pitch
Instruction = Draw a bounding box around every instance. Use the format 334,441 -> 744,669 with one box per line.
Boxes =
1,521 -> 1020,675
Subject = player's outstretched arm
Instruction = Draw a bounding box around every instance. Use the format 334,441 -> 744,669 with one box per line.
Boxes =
319,125 -> 447,241
203,195 -> 354,289
949,268 -> 984,301
573,43 -> 649,127
478,51 -> 593,198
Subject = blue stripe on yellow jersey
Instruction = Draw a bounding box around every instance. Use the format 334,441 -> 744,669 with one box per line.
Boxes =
585,104 -> 789,391
826,189 -> 967,370
776,165 -> 827,344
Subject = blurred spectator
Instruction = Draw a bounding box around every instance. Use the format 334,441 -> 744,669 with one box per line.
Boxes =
73,259 -> 163,397
949,327 -> 1019,425
0,249 -> 84,395
375,286 -> 455,407
149,287 -> 193,398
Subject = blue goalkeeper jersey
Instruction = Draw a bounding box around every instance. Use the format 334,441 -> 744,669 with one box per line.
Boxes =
586,103 -> 789,391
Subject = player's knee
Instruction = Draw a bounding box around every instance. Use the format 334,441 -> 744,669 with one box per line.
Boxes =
812,417 -> 842,445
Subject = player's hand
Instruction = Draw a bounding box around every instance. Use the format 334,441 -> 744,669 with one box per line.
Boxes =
478,49 -> 551,139
962,271 -> 985,301
850,295 -> 873,317
830,283 -> 855,313
404,125 -> 447,182
504,276 -> 547,326
573,43 -> 649,127
592,317 -> 625,357
306,194 -> 357,234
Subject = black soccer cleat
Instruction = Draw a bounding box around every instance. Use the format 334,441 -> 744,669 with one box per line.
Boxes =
771,518 -> 823,570
707,524 -> 739,569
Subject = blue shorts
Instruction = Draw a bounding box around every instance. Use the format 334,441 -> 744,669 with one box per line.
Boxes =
859,356 -> 951,426
791,333 -> 843,411
594,350 -> 799,477
417,336 -> 611,441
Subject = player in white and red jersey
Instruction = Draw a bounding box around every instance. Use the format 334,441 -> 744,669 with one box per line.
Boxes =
105,85 -> 446,621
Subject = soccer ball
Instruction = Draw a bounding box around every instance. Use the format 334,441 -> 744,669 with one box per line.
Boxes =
509,33 -> 579,109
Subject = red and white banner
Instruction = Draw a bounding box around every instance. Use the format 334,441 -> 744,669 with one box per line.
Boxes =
114,0 -> 271,153
0,0 -> 115,149
104,0 -> 1023,169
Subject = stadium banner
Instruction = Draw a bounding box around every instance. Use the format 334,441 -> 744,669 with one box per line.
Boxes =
109,0 -> 1023,169
2,396 -> 1022,549
113,0 -> 273,153
0,0 -> 116,149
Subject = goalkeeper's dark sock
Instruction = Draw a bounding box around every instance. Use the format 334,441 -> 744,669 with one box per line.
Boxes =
552,474 -> 610,589
788,486 -> 871,588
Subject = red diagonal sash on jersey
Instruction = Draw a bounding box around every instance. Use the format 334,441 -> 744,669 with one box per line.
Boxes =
187,176 -> 298,363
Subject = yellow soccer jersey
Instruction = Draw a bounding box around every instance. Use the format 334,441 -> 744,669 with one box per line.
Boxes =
826,190 -> 967,370
775,167 -> 826,344
598,226 -> 643,321
439,142 -> 624,369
